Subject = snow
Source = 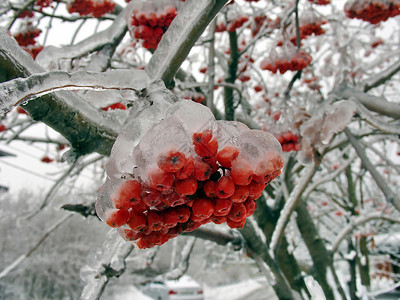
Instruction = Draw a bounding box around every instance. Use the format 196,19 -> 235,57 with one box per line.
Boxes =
112,286 -> 153,300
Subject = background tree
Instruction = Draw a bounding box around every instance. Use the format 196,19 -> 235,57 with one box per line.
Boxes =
0,0 -> 400,299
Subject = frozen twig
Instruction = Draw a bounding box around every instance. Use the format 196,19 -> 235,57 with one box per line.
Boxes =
344,128 -> 400,212
80,230 -> 134,300
331,212 -> 400,253
147,0 -> 230,85
0,213 -> 73,280
0,69 -> 148,113
164,237 -> 196,280
36,11 -> 127,70
269,164 -> 316,256
363,59 -> 400,92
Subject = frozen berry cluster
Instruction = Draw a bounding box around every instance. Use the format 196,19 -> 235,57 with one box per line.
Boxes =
275,131 -> 301,152
13,23 -> 43,59
101,102 -> 127,111
67,0 -> 115,18
97,99 -> 284,249
183,92 -> 205,103
344,0 -> 400,24
126,0 -> 181,50
260,47 -> 312,74
215,15 -> 249,33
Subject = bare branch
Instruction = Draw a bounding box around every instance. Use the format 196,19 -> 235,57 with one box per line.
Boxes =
363,59 -> 400,92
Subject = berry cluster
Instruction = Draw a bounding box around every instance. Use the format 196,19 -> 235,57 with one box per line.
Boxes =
126,1 -> 180,50
308,0 -> 330,5
101,102 -> 127,111
13,24 -> 43,59
275,131 -> 301,152
260,48 -> 312,74
67,0 -> 115,18
97,99 -> 284,249
344,0 -> 400,24
35,0 -> 59,10
216,15 -> 249,33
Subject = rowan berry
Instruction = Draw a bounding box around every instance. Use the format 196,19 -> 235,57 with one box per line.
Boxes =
193,158 -> 213,181
142,187 -> 162,207
127,211 -> 147,231
214,198 -> 233,216
146,210 -> 164,232
216,176 -> 235,198
148,168 -> 174,193
191,198 -> 214,221
175,156 -> 194,179
162,208 -> 180,228
230,185 -> 249,203
194,139 -> 218,158
244,199 -> 257,217
123,229 -> 143,241
174,177 -> 198,196
216,146 -> 239,168
175,205 -> 191,223
113,180 -> 142,210
228,203 -> 246,222
226,218 -> 246,229
203,180 -> 218,198
211,215 -> 227,224
157,150 -> 187,172
192,130 -> 212,145
230,158 -> 254,185
161,192 -> 187,207
105,208 -> 130,228
248,181 -> 266,200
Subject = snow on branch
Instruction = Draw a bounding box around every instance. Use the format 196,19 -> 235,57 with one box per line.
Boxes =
36,11 -> 127,71
344,128 -> 400,212
0,69 -> 149,114
146,0 -> 230,85
331,212 -> 400,253
80,229 -> 134,300
363,59 -> 400,92
337,83 -> 400,119
269,164 -> 316,256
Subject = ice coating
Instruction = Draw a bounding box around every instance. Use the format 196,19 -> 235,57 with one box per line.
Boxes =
97,82 -> 284,249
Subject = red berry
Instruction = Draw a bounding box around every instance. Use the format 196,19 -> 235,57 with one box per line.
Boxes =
175,156 -> 194,179
230,158 -> 254,185
146,210 -> 164,232
216,176 -> 235,198
244,199 -> 257,217
0,124 -> 6,132
230,185 -> 249,203
157,150 -> 187,172
216,146 -> 239,168
105,208 -> 130,228
148,168 -> 175,193
127,211 -> 147,231
174,177 -> 198,196
162,208 -> 180,228
142,187 -> 162,207
130,199 -> 148,213
193,158 -> 213,181
17,106 -> 29,115
214,198 -> 233,216
194,139 -> 219,158
175,205 -> 191,223
227,203 -> 246,222
203,180 -> 218,198
192,130 -> 213,145
191,198 -> 214,221
123,229 -> 143,241
226,218 -> 246,229
211,215 -> 228,224
248,181 -> 266,200
113,180 -> 142,210
161,192 -> 187,207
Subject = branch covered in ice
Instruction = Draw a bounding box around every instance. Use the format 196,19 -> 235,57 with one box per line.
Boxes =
36,11 -> 128,71
164,237 -> 195,280
0,214 -> 72,280
269,164 -> 316,255
336,83 -> 400,119
184,228 -> 243,247
331,212 -> 400,253
146,0 -> 230,85
80,229 -> 134,300
363,59 -> 400,92
344,128 -> 400,212
0,69 -> 149,114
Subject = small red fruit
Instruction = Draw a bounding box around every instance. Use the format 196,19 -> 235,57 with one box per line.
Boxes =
113,180 -> 142,210
226,218 -> 246,229
157,150 -> 187,172
194,139 -> 219,158
174,177 -> 198,196
244,199 -> 256,217
248,181 -> 265,200
162,208 -> 180,228
148,168 -> 174,193
175,205 -> 191,223
230,158 -> 254,185
146,210 -> 164,232
105,208 -> 130,228
142,187 -> 162,207
193,158 -> 213,181
191,198 -> 214,221
216,146 -> 239,168
127,211 -> 147,231
216,176 -> 235,198
228,203 -> 246,222
214,198 -> 233,216
230,185 -> 249,203
192,130 -> 212,145
211,215 -> 227,224
203,180 -> 218,198
175,156 -> 194,179
0,124 -> 6,132
161,192 -> 187,207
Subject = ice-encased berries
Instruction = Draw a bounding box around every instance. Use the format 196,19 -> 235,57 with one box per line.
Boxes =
96,95 -> 284,249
